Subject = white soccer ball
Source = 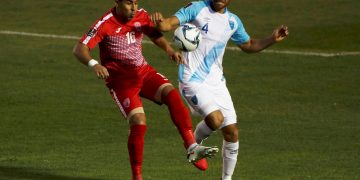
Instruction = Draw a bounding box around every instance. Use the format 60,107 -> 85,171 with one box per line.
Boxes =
173,23 -> 202,52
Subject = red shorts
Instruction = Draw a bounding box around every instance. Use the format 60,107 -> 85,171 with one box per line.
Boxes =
106,64 -> 170,118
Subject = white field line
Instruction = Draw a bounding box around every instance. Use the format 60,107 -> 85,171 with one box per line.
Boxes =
1,30 -> 359,57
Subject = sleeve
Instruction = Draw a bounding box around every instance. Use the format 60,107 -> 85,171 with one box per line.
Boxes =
142,11 -> 163,39
174,1 -> 205,25
79,18 -> 107,49
230,15 -> 250,45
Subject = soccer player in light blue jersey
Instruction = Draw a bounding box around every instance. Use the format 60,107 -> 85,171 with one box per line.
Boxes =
151,0 -> 288,179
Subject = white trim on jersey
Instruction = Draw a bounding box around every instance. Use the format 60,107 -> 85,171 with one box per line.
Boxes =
82,13 -> 113,45
138,8 -> 146,12
110,89 -> 127,118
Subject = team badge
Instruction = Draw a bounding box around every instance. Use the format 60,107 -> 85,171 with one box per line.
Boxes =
123,98 -> 130,108
229,21 -> 235,30
87,28 -> 97,37
191,95 -> 198,105
134,22 -> 142,31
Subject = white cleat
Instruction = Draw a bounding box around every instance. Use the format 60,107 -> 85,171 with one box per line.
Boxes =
195,136 -> 209,145
187,145 -> 219,163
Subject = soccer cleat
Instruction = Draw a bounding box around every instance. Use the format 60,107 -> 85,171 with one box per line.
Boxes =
187,145 -> 219,163
196,136 -> 209,145
192,158 -> 208,171
133,175 -> 142,180
221,177 -> 231,180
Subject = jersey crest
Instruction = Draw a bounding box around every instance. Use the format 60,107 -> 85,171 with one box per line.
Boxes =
134,22 -> 142,31
229,20 -> 235,30
191,95 -> 198,105
123,98 -> 130,108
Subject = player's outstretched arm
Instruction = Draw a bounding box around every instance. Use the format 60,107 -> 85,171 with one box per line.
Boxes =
273,25 -> 289,42
72,43 -> 109,79
239,25 -> 289,53
151,12 -> 180,32
149,35 -> 185,65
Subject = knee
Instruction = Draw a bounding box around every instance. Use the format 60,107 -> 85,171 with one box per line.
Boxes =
222,125 -> 239,142
205,111 -> 224,130
160,85 -> 176,104
128,113 -> 146,126
213,116 -> 224,129
224,131 -> 238,142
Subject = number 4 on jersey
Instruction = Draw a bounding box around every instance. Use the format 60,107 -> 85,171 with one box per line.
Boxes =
201,23 -> 209,34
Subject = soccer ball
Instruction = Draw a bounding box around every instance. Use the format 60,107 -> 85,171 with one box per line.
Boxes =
173,23 -> 202,52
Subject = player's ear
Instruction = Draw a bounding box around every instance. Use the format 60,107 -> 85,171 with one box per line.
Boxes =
114,0 -> 120,6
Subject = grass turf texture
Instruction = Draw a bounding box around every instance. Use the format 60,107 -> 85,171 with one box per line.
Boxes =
1,0 -> 360,179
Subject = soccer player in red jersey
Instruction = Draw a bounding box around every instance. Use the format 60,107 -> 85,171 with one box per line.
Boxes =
73,0 -> 219,179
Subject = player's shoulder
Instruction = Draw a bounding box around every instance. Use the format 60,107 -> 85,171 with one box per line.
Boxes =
226,9 -> 239,19
132,8 -> 153,25
190,0 -> 208,6
183,0 -> 208,10
100,8 -> 115,21
135,8 -> 150,18
227,11 -> 244,25
90,8 -> 115,30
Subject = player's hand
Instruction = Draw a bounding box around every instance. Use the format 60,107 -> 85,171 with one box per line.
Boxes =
169,51 -> 185,65
93,64 -> 109,79
273,25 -> 289,42
150,12 -> 164,26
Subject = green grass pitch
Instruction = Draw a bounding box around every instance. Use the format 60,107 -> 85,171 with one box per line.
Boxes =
0,0 -> 359,179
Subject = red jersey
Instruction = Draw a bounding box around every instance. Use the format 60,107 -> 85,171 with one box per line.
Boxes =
80,7 -> 162,71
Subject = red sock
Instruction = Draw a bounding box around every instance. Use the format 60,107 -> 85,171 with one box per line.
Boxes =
128,125 -> 147,179
163,89 -> 196,149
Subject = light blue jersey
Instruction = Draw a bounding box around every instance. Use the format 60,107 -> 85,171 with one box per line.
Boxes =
175,0 -> 250,90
